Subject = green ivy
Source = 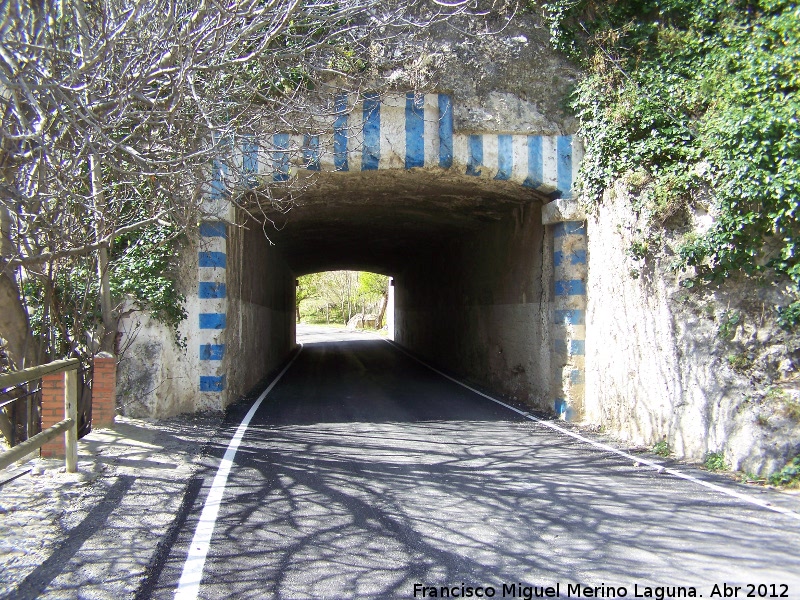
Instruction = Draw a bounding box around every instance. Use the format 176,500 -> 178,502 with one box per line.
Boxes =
111,225 -> 188,349
542,0 -> 800,327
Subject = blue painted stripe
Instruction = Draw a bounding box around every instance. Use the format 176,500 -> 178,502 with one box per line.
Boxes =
200,375 -> 225,392
554,399 -> 567,416
570,250 -> 587,264
405,93 -> 424,169
362,93 -> 380,171
555,279 -> 586,296
557,135 -> 573,198
199,313 -> 226,329
438,94 -> 453,168
553,221 -> 586,237
334,94 -> 349,172
199,282 -> 226,299
570,370 -> 585,385
522,136 -> 543,189
200,344 -> 225,360
303,135 -> 320,171
198,251 -> 226,268
466,134 -> 483,176
495,135 -> 513,180
554,339 -> 568,355
199,222 -> 226,238
570,340 -> 586,355
273,133 -> 290,182
554,309 -> 585,325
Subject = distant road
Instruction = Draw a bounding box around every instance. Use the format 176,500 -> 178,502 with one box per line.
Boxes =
147,325 -> 800,599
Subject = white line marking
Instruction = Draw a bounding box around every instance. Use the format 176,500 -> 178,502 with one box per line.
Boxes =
174,346 -> 304,600
384,340 -> 800,523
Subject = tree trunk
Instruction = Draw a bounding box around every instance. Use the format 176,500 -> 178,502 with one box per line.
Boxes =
376,292 -> 388,329
89,154 -> 116,354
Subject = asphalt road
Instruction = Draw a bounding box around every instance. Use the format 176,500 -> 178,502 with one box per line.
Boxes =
147,327 -> 800,600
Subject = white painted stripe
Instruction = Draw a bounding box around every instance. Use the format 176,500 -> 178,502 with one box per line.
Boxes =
542,135 -> 558,192
196,329 -> 225,346
201,199 -> 231,221
384,340 -> 800,524
198,267 -> 225,283
423,94 -> 439,168
317,131 -> 336,172
511,134 -> 528,185
348,97 -> 364,171
174,346 -> 304,600
197,237 -> 226,255
197,298 -> 227,314
452,134 -> 468,173
572,136 -> 584,196
379,95 -> 405,170
198,361 -> 225,377
482,134 -> 499,179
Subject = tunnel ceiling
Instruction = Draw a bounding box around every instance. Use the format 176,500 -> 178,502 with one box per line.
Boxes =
243,170 -> 547,275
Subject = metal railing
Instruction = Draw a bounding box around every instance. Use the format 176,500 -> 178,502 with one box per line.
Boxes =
0,358 -> 79,472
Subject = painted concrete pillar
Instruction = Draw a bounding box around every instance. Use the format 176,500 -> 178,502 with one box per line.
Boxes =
542,198 -> 587,420
197,150 -> 232,402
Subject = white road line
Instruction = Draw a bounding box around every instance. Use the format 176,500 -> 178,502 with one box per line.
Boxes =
385,340 -> 800,523
174,345 -> 304,600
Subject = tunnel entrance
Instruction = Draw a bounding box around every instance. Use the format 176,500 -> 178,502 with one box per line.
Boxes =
124,93 -> 586,419
220,165 -> 555,416
296,270 -> 391,337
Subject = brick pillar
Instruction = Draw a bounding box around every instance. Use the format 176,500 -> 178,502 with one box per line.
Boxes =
40,371 -> 66,458
92,353 -> 116,429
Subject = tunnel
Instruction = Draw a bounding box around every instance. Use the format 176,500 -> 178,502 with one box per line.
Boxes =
224,167 -> 553,415
119,93 -> 586,420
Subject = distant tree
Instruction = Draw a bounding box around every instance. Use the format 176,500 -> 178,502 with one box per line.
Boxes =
358,272 -> 390,328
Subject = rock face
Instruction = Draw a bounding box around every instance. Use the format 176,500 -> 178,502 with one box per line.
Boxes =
585,182 -> 800,475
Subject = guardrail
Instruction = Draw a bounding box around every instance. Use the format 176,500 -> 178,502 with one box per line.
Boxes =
0,358 -> 80,472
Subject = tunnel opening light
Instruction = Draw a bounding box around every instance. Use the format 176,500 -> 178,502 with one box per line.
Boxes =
296,270 -> 394,342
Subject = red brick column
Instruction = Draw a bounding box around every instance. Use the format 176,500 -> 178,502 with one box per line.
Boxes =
40,371 -> 66,458
92,353 -> 116,429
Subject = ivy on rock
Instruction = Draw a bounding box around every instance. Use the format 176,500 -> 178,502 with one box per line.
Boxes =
540,0 -> 800,326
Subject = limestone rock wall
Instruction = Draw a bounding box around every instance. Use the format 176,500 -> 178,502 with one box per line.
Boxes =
585,183 -> 800,475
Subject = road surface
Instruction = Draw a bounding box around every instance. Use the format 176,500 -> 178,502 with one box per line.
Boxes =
146,326 -> 800,599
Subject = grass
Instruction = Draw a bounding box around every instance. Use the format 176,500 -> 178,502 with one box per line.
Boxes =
726,353 -> 752,373
704,451 -> 728,472
652,440 -> 670,457
769,455 -> 800,488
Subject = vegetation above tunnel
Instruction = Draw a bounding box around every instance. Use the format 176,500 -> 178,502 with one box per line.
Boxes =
539,0 -> 800,326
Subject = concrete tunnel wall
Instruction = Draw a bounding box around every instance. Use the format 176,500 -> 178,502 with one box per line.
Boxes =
393,202 -> 552,411
225,213 -> 296,403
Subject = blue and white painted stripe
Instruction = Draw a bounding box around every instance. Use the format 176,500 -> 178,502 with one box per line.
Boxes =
198,220 -> 227,394
551,219 -> 587,420
230,93 -> 582,200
